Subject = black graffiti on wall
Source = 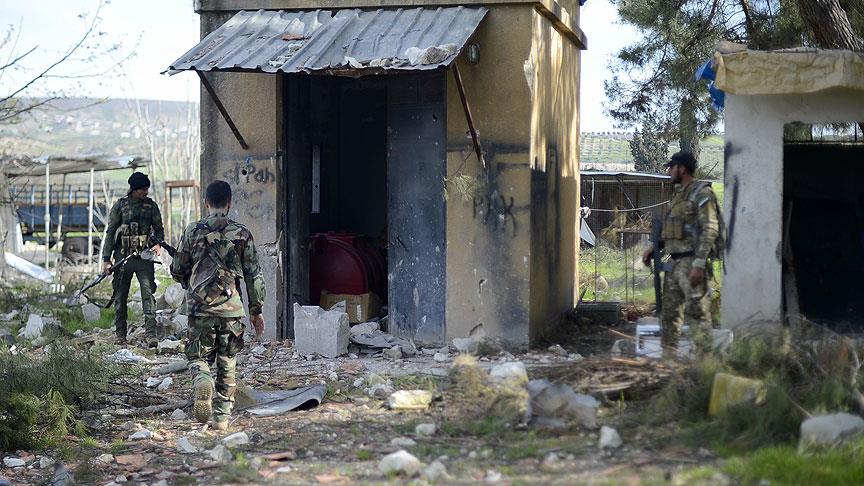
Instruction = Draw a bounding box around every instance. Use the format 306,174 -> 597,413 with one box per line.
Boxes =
222,157 -> 276,185
473,192 -> 517,236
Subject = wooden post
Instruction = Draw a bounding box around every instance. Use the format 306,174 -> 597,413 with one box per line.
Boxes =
88,167 -> 95,272
56,174 -> 67,253
44,163 -> 50,270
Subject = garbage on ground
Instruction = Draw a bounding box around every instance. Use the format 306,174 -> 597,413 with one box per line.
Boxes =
388,390 -> 433,410
106,348 -> 152,364
708,372 -> 766,417
242,384 -> 327,416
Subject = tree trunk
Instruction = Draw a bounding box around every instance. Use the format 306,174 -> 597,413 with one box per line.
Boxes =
797,0 -> 863,51
678,97 -> 701,158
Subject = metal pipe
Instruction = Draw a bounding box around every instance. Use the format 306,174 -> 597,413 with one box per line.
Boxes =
197,70 -> 249,150
451,62 -> 486,169
44,163 -> 50,270
88,167 -> 95,272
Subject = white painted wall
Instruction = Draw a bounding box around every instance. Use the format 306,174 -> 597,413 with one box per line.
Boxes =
722,88 -> 864,331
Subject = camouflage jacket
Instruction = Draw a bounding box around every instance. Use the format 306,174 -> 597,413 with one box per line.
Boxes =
661,180 -> 720,270
102,195 -> 164,261
169,210 -> 266,317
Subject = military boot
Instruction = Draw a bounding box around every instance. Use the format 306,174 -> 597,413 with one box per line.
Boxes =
191,370 -> 215,424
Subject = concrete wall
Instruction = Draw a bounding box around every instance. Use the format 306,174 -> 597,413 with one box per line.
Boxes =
444,5 -> 580,347
722,88 -> 864,332
199,13 -> 284,340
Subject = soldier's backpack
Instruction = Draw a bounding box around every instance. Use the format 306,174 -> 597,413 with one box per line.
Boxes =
188,223 -> 241,308
687,181 -> 726,261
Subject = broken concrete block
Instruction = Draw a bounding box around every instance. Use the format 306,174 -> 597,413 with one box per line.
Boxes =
384,346 -> 403,360
128,429 -> 152,440
170,409 -> 188,421
433,352 -> 448,363
3,457 -> 25,468
415,423 -> 437,437
378,450 -> 422,476
157,339 -> 184,354
799,413 -> 864,451
293,304 -> 349,358
146,377 -> 162,388
350,322 -> 378,335
22,314 -> 44,339
156,377 -> 173,391
489,362 -> 529,386
209,444 -> 232,462
708,373 -> 767,417
528,379 -> 599,428
388,390 -> 433,410
163,283 -> 185,310
452,337 -> 479,354
222,431 -> 250,448
81,303 -> 101,323
599,426 -> 622,449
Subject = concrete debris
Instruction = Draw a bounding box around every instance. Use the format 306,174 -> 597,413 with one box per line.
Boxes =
170,408 -> 188,421
390,437 -> 417,447
351,321 -> 379,335
350,329 -> 415,354
384,346 -> 403,360
176,437 -> 199,454
81,303 -> 101,323
415,423 -> 437,437
799,413 -> 864,451
433,352 -> 449,363
156,377 -> 174,391
39,457 -> 55,469
528,379 -> 599,429
708,373 -> 767,417
22,314 -> 45,339
369,383 -> 395,398
222,431 -> 250,448
94,453 -> 114,464
163,283 -> 185,310
452,337 -> 479,354
2,457 -> 25,468
489,362 -> 529,386
378,450 -> 423,476
209,444 -> 233,462
157,339 -> 184,354
293,303 -> 349,358
599,426 -> 623,449
155,360 -> 188,375
388,390 -> 433,410
421,460 -> 450,482
0,310 -> 19,321
72,329 -> 85,338
128,429 -> 153,440
547,344 -> 568,356
146,377 -> 162,388
405,43 -> 457,65
106,349 -> 152,364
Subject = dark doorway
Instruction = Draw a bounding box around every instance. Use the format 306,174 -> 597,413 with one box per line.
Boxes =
783,138 -> 864,330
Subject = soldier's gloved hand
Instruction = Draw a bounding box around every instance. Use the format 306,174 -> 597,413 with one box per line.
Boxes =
102,262 -> 112,275
250,314 -> 265,338
689,267 -> 705,288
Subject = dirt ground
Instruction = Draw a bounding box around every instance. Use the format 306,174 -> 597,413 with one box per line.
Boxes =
0,318 -> 726,486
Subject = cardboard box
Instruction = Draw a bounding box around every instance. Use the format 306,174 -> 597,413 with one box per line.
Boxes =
320,291 -> 381,323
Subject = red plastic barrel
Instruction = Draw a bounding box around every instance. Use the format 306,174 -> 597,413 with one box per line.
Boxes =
310,233 -> 387,305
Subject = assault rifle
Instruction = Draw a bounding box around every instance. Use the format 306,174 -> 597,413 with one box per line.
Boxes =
649,218 -> 672,316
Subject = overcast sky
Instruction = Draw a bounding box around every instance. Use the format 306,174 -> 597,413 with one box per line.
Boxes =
0,0 -> 637,132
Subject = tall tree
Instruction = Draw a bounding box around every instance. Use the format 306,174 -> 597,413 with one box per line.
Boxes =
797,0 -> 863,50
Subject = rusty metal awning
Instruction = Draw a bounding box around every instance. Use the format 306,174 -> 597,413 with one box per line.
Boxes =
2,155 -> 148,178
165,7 -> 489,75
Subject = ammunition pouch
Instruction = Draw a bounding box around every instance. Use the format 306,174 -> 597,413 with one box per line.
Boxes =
118,222 -> 149,255
661,217 -> 684,240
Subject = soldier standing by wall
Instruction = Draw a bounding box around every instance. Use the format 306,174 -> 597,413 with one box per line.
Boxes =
642,151 -> 721,358
170,180 -> 265,431
102,172 -> 164,346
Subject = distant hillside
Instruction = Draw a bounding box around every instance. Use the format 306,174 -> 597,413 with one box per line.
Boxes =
0,98 -> 197,157
580,132 -> 725,177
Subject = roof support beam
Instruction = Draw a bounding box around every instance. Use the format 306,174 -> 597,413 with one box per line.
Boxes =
452,63 -> 486,169
197,70 -> 250,150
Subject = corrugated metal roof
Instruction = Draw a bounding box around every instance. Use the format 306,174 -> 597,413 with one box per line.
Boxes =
167,7 -> 488,75
581,171 -> 671,180
2,155 -> 149,177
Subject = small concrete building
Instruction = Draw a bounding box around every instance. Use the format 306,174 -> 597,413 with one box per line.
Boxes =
167,0 -> 586,346
716,47 -> 864,332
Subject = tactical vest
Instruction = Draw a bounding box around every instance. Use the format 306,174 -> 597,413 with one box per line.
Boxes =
661,181 -> 725,259
116,196 -> 155,255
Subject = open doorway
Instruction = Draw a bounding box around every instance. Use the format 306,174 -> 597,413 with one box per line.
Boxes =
783,122 -> 864,331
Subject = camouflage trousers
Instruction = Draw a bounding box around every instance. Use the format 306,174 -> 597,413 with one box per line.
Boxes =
660,256 -> 712,356
185,316 -> 245,423
113,257 -> 157,339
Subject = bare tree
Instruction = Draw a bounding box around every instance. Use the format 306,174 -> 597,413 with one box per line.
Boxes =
797,0 -> 863,51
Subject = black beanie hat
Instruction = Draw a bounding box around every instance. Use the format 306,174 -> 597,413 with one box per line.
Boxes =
128,172 -> 150,191
666,151 -> 697,174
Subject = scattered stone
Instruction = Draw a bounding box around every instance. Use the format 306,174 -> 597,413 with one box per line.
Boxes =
81,303 -> 101,323
293,303 -> 350,358
369,383 -> 395,398
708,373 -> 767,417
209,444 -> 233,462
388,390 -> 433,410
146,377 -> 162,387
452,337 -> 479,354
222,431 -> 250,448
72,329 -> 85,338
0,310 -> 19,321
21,314 -> 45,339
39,457 -> 55,469
547,344 -> 568,356
163,283 -> 185,310
799,413 -> 864,451
351,322 -> 378,335
528,379 -> 599,428
378,450 -> 422,476
328,371 -> 339,381
415,423 -> 437,437
390,437 -> 417,447
154,360 -> 188,375
157,339 -> 184,354
152,480 -> 168,486
156,377 -> 174,391
489,361 -> 528,386
599,426 -> 623,449
31,336 -> 50,347
276,466 -> 292,474
433,352 -> 449,363
94,453 -> 114,465
115,474 -> 128,483
170,409 -> 188,421
106,349 -> 151,364
128,429 -> 153,440
3,457 -> 25,468
384,346 -> 403,360
176,437 -> 199,454
421,460 -> 450,482
484,470 -> 503,483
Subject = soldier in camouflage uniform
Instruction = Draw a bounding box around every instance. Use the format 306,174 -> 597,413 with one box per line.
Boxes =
170,180 -> 265,430
102,172 -> 164,346
642,151 -> 721,357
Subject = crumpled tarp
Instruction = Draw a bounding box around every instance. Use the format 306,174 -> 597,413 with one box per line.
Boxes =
244,384 -> 327,416
714,43 -> 864,95
350,330 -> 414,352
